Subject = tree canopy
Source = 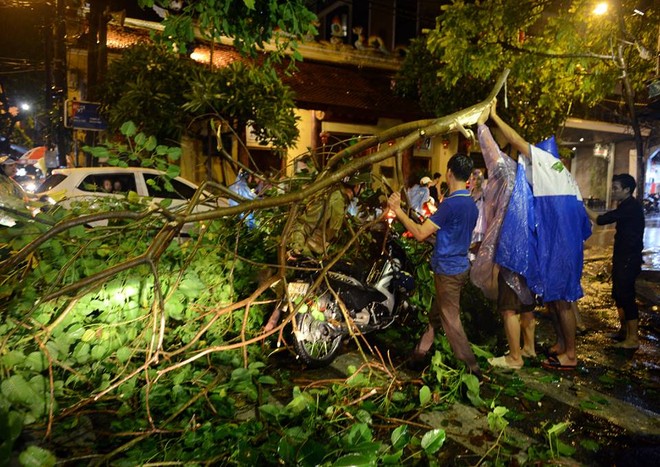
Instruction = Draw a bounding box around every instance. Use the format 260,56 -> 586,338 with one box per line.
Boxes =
139,0 -> 317,62
396,0 -> 659,143
99,1 -> 317,148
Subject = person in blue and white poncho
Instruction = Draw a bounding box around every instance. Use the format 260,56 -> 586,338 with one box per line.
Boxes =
489,100 -> 591,371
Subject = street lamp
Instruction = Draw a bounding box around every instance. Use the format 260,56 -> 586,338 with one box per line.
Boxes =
19,102 -> 37,145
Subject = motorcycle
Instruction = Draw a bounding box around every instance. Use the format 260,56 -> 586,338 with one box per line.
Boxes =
273,220 -> 416,367
643,194 -> 659,215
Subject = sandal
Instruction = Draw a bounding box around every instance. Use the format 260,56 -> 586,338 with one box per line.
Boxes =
488,355 -> 523,370
541,355 -> 577,371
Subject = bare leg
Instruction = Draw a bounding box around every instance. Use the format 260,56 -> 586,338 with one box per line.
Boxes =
607,307 -> 626,340
547,305 -> 565,355
499,310 -> 524,366
552,300 -> 577,366
572,301 -> 587,333
520,311 -> 536,357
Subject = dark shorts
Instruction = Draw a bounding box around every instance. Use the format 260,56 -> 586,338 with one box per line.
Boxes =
497,272 -> 535,313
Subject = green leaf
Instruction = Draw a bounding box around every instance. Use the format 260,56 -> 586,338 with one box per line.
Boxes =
18,445 -> 56,467
419,385 -> 431,405
25,352 -> 47,372
120,121 -> 137,137
284,390 -> 314,416
580,439 -> 600,452
598,373 -> 616,385
345,423 -> 372,446
333,453 -> 377,467
90,343 -> 108,361
381,449 -> 403,464
243,0 -> 255,10
2,350 -> 25,367
145,135 -> 158,152
165,298 -> 185,320
166,165 -> 181,179
547,421 -> 569,437
522,389 -> 544,403
487,406 -> 509,432
81,329 -> 96,342
127,191 -> 141,203
556,440 -> 576,456
391,425 -> 410,450
116,347 -> 132,363
589,394 -> 609,405
258,375 -> 277,385
167,147 -> 182,161
310,308 -> 325,322
68,225 -> 86,238
2,375 -> 37,405
258,403 -> 282,420
134,132 -> 146,146
420,429 -> 446,454
72,342 -> 90,364
579,400 -> 601,410
179,275 -> 204,299
0,408 -> 23,445
462,374 -> 484,407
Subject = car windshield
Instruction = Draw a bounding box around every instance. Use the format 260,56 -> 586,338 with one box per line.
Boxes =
35,174 -> 67,193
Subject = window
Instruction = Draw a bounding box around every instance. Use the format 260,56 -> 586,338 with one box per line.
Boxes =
143,174 -> 196,200
79,174 -> 137,193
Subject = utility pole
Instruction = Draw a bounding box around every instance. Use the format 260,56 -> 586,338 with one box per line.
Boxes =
54,0 -> 68,167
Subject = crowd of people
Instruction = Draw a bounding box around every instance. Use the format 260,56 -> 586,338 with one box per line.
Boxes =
387,99 -> 644,377
253,99 -> 645,376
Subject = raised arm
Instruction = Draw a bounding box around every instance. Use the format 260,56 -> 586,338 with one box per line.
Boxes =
477,102 -> 507,170
490,99 -> 530,159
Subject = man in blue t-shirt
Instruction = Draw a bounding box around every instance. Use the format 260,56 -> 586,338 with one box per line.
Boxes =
388,153 -> 480,378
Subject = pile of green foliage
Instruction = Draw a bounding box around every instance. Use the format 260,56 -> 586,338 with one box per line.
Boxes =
0,122 -> 490,465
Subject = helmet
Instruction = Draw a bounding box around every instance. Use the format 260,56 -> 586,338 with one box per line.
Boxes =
0,155 -> 17,165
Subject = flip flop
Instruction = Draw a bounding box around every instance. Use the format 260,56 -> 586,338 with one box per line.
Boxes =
488,355 -> 523,370
541,355 -> 577,371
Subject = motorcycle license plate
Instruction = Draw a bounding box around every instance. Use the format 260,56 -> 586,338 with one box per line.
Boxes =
287,281 -> 309,298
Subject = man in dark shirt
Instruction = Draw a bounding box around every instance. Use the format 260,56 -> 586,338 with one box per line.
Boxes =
586,174 -> 645,349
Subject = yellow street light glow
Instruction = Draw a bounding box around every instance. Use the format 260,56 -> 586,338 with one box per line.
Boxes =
593,2 -> 608,15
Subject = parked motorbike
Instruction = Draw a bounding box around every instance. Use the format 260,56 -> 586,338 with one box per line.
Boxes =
643,194 -> 659,215
273,220 -> 416,367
